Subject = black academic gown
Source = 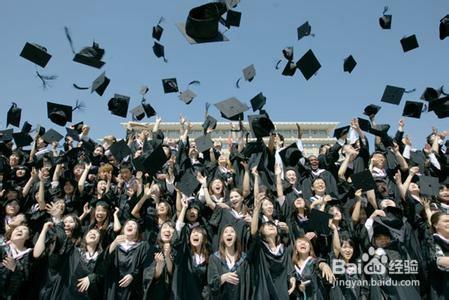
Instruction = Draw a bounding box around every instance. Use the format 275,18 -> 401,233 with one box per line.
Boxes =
0,244 -> 34,300
104,241 -> 150,300
429,234 -> 449,300
172,226 -> 210,300
142,250 -> 173,300
207,251 -> 251,300
249,234 -> 294,300
290,257 -> 328,300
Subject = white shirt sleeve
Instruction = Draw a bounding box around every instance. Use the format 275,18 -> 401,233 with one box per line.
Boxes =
365,218 -> 374,242
402,145 -> 411,159
428,153 -> 441,170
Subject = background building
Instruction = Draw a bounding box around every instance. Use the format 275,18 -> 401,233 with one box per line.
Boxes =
121,121 -> 339,156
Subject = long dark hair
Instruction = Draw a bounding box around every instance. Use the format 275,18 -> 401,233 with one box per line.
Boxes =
89,202 -> 111,231
218,225 -> 242,261
189,226 -> 210,262
79,228 -> 103,254
292,237 -> 316,266
64,213 -> 82,245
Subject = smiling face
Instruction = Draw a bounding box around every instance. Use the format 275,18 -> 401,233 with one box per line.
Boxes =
261,199 -> 274,217
85,229 -> 101,246
439,186 -> 449,204
218,154 -> 227,166
157,202 -> 169,217
329,206 -> 342,222
160,223 -> 174,243
308,155 -> 319,170
371,153 -> 386,169
63,181 -> 75,194
221,226 -> 236,248
63,215 -> 76,238
230,190 -> 243,210
10,225 -> 30,244
94,146 -> 104,156
97,180 -> 107,195
5,200 -> 20,216
294,197 -> 305,210
73,164 -> 85,177
435,214 -> 449,238
285,169 -> 297,185
9,153 -> 20,166
340,240 -> 354,261
312,178 -> 326,195
211,179 -> 223,195
95,205 -> 108,223
261,222 -> 277,239
189,228 -> 204,248
124,220 -> 139,240
295,238 -> 311,256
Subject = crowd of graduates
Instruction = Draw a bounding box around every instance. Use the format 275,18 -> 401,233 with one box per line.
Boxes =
1,115 -> 449,300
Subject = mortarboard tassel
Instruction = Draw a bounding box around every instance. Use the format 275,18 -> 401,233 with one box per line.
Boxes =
404,88 -> 416,94
64,26 -> 76,55
73,84 -> 89,90
73,99 -> 86,112
439,85 -> 449,96
275,60 -> 282,70
235,77 -> 242,88
36,70 -> 58,89
188,80 -> 201,86
383,6 -> 389,16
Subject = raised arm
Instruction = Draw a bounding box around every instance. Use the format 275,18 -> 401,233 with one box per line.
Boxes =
33,221 -> 53,258
393,142 -> 409,172
197,173 -> 215,210
241,161 -> 250,199
251,193 -> 263,236
113,207 -> 122,233
330,223 -> 341,258
78,162 -> 92,194
37,170 -> 46,211
351,189 -> 363,224
131,184 -> 151,218
23,168 -> 38,197
274,163 -> 285,207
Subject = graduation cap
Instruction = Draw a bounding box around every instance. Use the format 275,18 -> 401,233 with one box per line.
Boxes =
108,94 -> 130,118
333,126 -> 350,139
363,104 -> 381,118
19,42 -> 52,68
297,21 -> 313,40
73,41 -> 105,68
419,176 -> 440,197
162,78 -> 179,94
351,170 -> 377,192
381,85 -> 415,105
248,114 -> 274,139
153,17 -> 164,41
178,2 -> 228,44
177,170 -> 200,196
369,124 -> 391,137
402,101 -> 424,119
400,35 -> 419,53
236,64 -> 256,88
42,129 -> 63,144
420,86 -> 447,102
179,89 -> 197,104
279,142 -> 302,166
409,150 -> 426,173
0,129 -> 14,142
250,92 -> 266,112
428,96 -> 449,118
35,125 -> 46,136
12,132 -> 33,148
357,118 -> 372,132
379,6 -> 392,29
141,146 -> 169,176
215,97 -> 249,121
6,103 -> 21,128
306,209 -> 332,235
74,72 -> 110,97
282,46 -> 294,61
195,134 -> 214,152
130,105 -> 146,121
21,121 -> 32,134
66,127 -> 80,141
202,115 -> 217,132
153,42 -> 167,62
296,49 -> 321,81
108,140 -> 132,162
440,15 -> 449,40
343,55 -> 357,73
223,10 -> 241,28
281,61 -> 297,76
47,102 -> 74,126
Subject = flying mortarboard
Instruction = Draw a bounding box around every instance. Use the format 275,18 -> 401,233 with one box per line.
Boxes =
36,125 -> 46,136
7,103 -> 21,128
306,209 -> 333,235
381,85 -> 415,105
282,47 -> 294,61
91,72 -> 110,96
12,132 -> 33,148
402,101 -> 424,119
282,61 -> 297,76
47,102 -> 73,126
130,105 -> 146,121
369,124 -> 391,137
179,89 -> 197,104
248,114 -> 275,139
236,64 -> 256,88
351,170 -> 377,192
177,2 -> 228,44
333,126 -> 350,139
153,42 -> 168,62
162,78 -> 179,94
419,176 -> 440,197
439,15 -> 449,40
429,96 -> 449,118
379,6 -> 392,29
19,42 -> 52,68
73,42 -> 105,68
153,17 -> 165,41
42,129 -> 64,144
279,142 -> 302,166
296,49 -> 321,81
420,86 -> 447,102
400,35 -> 419,53
66,127 -> 80,141
108,140 -> 132,162
363,104 -> 381,117
357,118 -> 372,132
202,115 -> 217,131
215,97 -> 249,121
108,94 -> 130,118
21,122 -> 32,134
195,134 -> 214,153
343,55 -> 357,73
297,21 -> 313,41
136,146 -> 168,176
250,92 -> 266,112
223,10 -> 241,28
177,169 -> 200,196
409,150 -> 426,173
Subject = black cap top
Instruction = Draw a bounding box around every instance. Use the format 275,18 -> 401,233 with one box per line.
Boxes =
215,97 -> 248,121
153,24 -> 164,41
369,124 -> 391,137
109,140 -> 132,162
242,64 -> 256,82
357,118 -> 372,132
153,42 -> 166,60
177,169 -> 200,196
130,105 -> 146,121
36,125 -> 46,136
91,72 -> 110,96
279,142 -> 302,167
419,176 -> 440,197
108,94 -> 130,118
19,42 -> 52,68
343,55 -> 357,73
7,103 -> 21,128
225,10 -> 242,28
162,78 -> 179,94
409,150 -> 426,173
351,170 -> 377,192
142,101 -> 157,118
282,46 -> 294,61
381,85 -> 405,105
73,42 -> 105,69
439,15 -> 449,40
195,134 -> 214,153
429,96 -> 449,119
0,129 -> 14,142
66,127 -> 80,141
379,7 -> 392,30
248,114 -> 274,139
400,34 -> 419,53
12,132 -> 33,148
297,21 -> 312,41
179,89 -> 196,104
42,129 -> 63,144
296,49 -> 321,81
402,101 -> 424,119
136,145 -> 168,176
47,102 -> 73,126
202,115 -> 217,131
420,87 -> 441,102
282,61 -> 297,76
333,125 -> 350,139
363,104 -> 381,117
250,92 -> 266,112
306,209 -> 333,235
21,121 -> 32,133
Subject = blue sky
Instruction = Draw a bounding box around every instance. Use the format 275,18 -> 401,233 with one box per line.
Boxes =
1,0 -> 448,146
